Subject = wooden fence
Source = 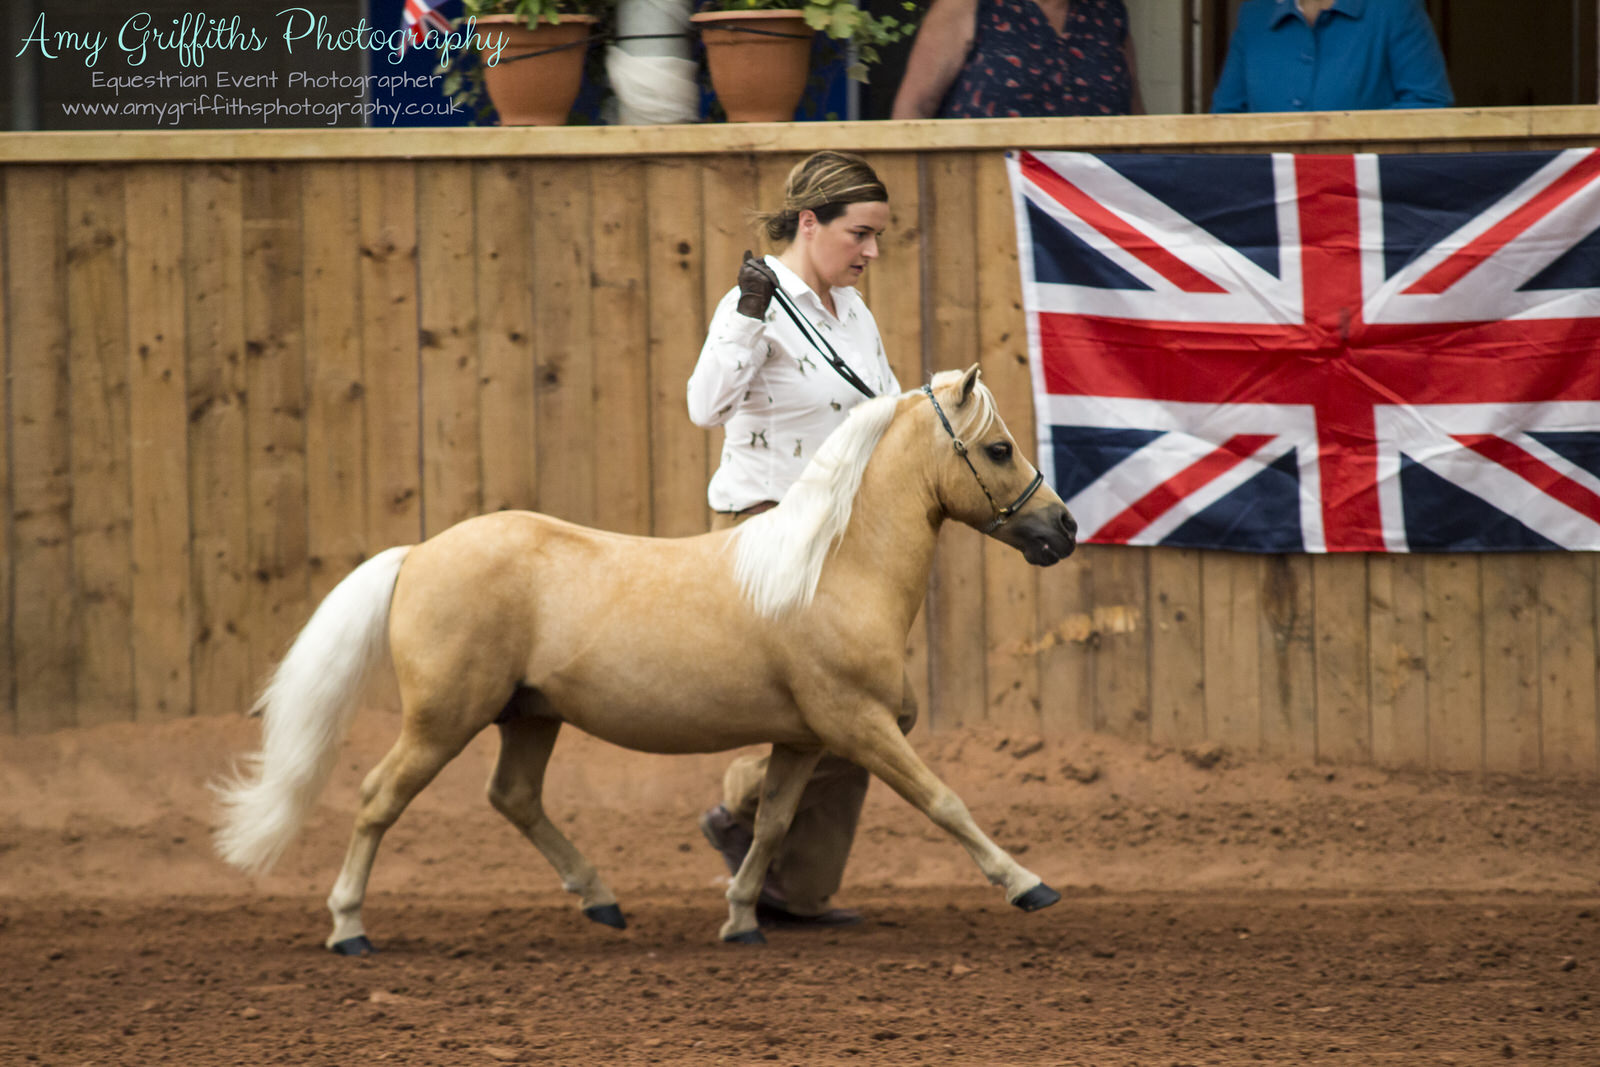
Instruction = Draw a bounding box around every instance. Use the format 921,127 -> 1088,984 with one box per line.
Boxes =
2,110 -> 1598,778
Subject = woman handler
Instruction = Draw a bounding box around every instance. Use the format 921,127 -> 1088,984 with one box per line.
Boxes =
686,150 -> 910,927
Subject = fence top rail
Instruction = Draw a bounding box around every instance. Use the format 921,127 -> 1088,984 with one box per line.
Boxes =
2,107 -> 1597,163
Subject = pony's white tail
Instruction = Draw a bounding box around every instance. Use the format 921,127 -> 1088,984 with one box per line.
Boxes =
213,545 -> 412,875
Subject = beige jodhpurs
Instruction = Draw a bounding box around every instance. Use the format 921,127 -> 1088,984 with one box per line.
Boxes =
712,506 -> 918,915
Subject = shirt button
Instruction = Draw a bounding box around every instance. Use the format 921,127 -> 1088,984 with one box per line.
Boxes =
1293,98 -> 1304,107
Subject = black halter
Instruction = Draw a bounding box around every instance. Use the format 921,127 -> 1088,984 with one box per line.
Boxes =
921,384 -> 1045,534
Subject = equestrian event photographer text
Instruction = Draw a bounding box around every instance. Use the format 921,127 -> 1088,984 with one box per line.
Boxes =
16,9 -> 507,68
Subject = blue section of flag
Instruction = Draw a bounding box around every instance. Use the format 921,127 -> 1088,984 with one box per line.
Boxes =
1101,155 -> 1282,278
1027,201 -> 1151,290
1164,451 -> 1304,552
1376,151 -> 1557,281
1399,455 -> 1558,551
1050,426 -> 1164,501
1527,431 -> 1600,480
1524,225 -> 1600,291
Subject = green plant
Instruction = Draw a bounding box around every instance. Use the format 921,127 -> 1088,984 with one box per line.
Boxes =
461,0 -> 606,23
704,0 -> 918,81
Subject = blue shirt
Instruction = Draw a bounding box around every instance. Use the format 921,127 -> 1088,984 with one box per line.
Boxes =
1211,0 -> 1454,113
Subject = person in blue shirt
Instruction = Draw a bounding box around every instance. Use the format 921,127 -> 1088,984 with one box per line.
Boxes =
1211,0 -> 1454,113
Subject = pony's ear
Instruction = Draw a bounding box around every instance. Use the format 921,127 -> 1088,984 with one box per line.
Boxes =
957,363 -> 982,407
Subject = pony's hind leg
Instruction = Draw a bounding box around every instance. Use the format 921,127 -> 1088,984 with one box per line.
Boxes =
325,725 -> 473,955
720,743 -> 824,944
487,708 -> 623,929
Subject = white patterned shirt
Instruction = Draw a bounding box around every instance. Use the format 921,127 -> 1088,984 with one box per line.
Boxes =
687,255 -> 901,513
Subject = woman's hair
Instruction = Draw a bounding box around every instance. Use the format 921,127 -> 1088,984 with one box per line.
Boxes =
754,151 -> 888,245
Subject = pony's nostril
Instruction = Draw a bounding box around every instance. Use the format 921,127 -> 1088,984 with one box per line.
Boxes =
1059,511 -> 1078,540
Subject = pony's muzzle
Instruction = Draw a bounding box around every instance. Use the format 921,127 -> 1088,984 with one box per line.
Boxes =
1005,504 -> 1076,566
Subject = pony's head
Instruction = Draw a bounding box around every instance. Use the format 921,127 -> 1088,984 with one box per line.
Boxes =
924,365 -> 1076,566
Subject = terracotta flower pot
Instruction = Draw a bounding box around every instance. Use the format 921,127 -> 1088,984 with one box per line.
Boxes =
478,13 -> 598,126
691,9 -> 815,123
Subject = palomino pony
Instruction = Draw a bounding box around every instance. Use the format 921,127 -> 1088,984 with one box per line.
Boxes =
215,365 -> 1077,950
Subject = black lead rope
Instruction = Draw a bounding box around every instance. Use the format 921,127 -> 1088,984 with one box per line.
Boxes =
921,384 -> 1045,534
759,267 -> 877,399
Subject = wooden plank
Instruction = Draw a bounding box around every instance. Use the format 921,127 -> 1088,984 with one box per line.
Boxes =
699,154 -> 761,516
185,165 -> 253,719
1149,547 -> 1205,749
1035,547 -> 1096,735
1260,554 -> 1316,761
1200,552 -> 1260,754
530,160 -> 595,527
64,166 -> 134,729
0,177 -> 11,734
644,158 -> 709,538
416,161 -> 482,539
922,151 -> 987,731
975,152 -> 1039,735
861,152 -> 924,390
359,162 -> 423,553
1368,554 -> 1428,770
863,151 -> 929,720
241,164 -> 310,690
1424,554 -> 1485,773
1311,554 -> 1371,764
124,165 -> 192,723
5,168 -> 76,734
1540,554 -> 1598,777
475,161 -> 538,516
1087,543 -> 1151,743
590,158 -> 653,537
302,162 -> 367,603
0,108 -> 1581,165
1480,554 -> 1542,774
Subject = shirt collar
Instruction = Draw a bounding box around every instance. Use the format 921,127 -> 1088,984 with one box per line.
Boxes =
764,254 -> 855,319
1270,0 -> 1364,28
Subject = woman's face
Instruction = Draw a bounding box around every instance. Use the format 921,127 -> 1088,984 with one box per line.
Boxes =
799,200 -> 891,289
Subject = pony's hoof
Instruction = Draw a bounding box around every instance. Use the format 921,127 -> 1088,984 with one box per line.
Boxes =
1012,883 -> 1061,912
721,928 -> 767,945
584,904 -> 627,930
329,935 -> 376,956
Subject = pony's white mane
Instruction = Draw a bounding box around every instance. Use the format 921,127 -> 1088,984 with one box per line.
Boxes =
732,391 -> 902,618
732,371 -> 998,619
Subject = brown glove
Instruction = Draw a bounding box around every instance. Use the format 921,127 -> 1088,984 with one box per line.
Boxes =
736,251 -> 779,320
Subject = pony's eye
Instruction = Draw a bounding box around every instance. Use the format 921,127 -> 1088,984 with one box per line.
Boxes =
986,441 -> 1013,463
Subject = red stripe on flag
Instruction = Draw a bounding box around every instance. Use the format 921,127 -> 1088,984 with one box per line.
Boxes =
1404,149 -> 1600,296
1019,152 -> 1228,296
1094,434 -> 1277,543
1456,434 -> 1600,525
1294,153 -> 1387,551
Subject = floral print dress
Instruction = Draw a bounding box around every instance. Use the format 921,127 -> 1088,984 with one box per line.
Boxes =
938,0 -> 1133,118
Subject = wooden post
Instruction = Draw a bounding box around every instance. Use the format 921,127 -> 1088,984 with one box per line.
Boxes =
65,167 -> 134,728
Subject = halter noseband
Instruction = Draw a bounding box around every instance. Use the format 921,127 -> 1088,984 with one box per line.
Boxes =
921,384 -> 1045,534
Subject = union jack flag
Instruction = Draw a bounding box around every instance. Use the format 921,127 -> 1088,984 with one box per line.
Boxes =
399,0 -> 454,56
1008,149 -> 1600,553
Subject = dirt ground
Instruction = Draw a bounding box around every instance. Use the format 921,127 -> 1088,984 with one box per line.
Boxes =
2,710 -> 1598,1066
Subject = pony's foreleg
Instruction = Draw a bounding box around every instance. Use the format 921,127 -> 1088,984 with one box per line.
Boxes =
487,713 -> 623,929
325,730 -> 465,954
719,743 -> 824,944
826,710 -> 1059,912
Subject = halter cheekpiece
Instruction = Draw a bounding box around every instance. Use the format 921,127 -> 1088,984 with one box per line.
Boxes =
921,384 -> 1044,534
